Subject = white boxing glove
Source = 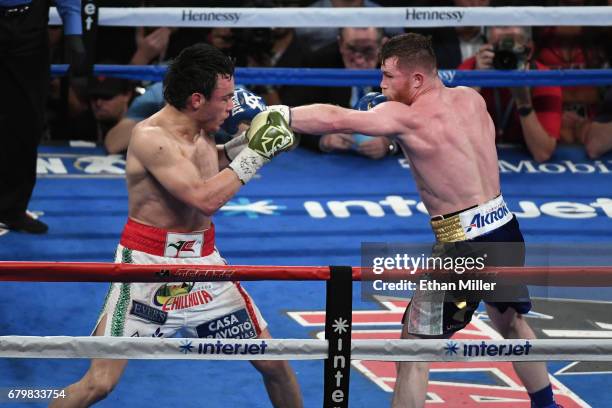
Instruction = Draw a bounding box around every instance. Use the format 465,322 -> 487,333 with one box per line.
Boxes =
266,105 -> 291,126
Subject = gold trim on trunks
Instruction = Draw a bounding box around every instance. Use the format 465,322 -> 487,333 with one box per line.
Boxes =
430,214 -> 467,242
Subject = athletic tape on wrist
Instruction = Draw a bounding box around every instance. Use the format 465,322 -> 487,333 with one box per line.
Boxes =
228,147 -> 268,184
223,131 -> 248,161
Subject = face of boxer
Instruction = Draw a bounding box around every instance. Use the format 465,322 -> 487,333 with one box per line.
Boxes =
338,27 -> 381,70
380,56 -> 413,104
381,55 -> 434,105
193,74 -> 235,133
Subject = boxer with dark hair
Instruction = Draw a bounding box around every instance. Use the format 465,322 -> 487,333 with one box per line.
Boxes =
51,43 -> 302,408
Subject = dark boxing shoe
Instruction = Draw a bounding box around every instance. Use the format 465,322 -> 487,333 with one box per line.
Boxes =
0,212 -> 48,234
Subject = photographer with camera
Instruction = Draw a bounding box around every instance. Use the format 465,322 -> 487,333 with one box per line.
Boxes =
458,26 -> 562,162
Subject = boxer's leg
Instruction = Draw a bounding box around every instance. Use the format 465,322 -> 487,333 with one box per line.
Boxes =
486,304 -> 556,407
391,322 -> 430,408
49,315 -> 127,408
251,328 -> 303,408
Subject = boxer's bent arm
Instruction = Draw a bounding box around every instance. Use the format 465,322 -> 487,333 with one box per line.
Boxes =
216,145 -> 230,169
130,129 -> 242,216
291,103 -> 406,137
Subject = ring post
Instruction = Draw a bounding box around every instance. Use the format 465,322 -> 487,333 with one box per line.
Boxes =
323,266 -> 353,408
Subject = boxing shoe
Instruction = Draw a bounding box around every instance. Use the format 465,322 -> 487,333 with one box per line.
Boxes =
0,212 -> 48,234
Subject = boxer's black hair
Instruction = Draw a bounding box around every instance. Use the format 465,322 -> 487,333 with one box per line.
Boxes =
380,33 -> 437,73
163,43 -> 235,109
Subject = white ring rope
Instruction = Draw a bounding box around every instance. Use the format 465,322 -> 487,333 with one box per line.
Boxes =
2,336 -> 611,362
49,7 -> 612,28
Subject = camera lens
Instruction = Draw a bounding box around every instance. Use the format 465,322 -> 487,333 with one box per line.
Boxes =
493,50 -> 518,70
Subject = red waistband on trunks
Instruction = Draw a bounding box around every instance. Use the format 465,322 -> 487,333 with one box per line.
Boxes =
120,218 -> 215,257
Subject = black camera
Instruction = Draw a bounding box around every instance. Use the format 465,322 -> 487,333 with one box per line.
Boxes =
492,37 -> 529,70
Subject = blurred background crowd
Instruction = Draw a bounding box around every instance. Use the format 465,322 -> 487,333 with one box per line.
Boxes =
42,0 -> 612,163
2,0 -> 611,233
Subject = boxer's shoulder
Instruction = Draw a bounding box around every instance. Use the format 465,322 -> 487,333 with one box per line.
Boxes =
129,121 -> 178,163
451,86 -> 484,105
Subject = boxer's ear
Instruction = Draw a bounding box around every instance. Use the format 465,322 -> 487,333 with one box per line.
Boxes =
189,93 -> 206,110
412,72 -> 425,89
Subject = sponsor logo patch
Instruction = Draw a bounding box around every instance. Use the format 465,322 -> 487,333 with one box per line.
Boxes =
196,309 -> 257,339
444,340 -> 532,357
130,300 -> 168,325
164,232 -> 204,258
153,283 -> 214,312
465,203 -> 510,233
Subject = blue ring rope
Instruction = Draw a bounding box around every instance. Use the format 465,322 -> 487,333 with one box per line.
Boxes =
51,65 -> 612,87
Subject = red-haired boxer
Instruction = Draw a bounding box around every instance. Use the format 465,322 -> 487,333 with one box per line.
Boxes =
267,33 -> 560,408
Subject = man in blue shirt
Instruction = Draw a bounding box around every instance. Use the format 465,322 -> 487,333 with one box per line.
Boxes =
104,81 -> 164,153
0,0 -> 84,233
104,83 -> 262,154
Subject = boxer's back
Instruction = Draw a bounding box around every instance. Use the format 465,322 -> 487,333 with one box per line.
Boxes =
397,86 -> 500,216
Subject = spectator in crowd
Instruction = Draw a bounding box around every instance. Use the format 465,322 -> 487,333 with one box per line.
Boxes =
572,88 -> 612,158
88,76 -> 135,145
0,0 -> 84,233
295,0 -> 402,53
534,11 -> 609,143
458,26 -> 563,162
375,0 -> 426,4
48,0 -> 143,66
105,81 -> 164,154
414,0 -> 489,69
294,27 -> 398,158
48,2 -> 170,142
140,0 -> 213,63
229,0 -> 311,106
104,84 -> 266,154
207,27 -> 235,55
96,0 -> 143,64
130,25 -> 174,65
49,61 -> 133,143
266,26 -> 310,106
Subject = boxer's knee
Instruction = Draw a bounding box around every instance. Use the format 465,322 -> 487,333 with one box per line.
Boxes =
488,305 -> 533,339
83,376 -> 114,401
82,359 -> 126,401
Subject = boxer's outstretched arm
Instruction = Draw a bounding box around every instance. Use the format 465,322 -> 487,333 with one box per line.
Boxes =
291,103 -> 406,137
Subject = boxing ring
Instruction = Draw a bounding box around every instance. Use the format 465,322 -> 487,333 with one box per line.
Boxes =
1,260 -> 612,408
2,263 -> 612,362
1,4 -> 612,408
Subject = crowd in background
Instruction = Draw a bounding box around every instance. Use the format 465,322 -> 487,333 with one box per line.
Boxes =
1,0 -> 610,234
45,0 -> 612,162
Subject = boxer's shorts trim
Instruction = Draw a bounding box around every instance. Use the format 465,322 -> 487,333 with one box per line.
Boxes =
110,248 -> 134,337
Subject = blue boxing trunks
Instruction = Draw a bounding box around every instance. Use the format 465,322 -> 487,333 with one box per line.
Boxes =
404,194 -> 530,337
